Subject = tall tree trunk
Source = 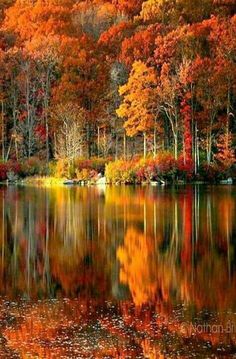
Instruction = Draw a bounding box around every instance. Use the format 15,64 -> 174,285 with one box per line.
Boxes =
153,120 -> 157,157
97,126 -> 100,157
115,130 -> 118,160
226,78 -> 231,139
143,132 -> 147,158
194,123 -> 198,175
206,114 -> 214,165
26,65 -> 32,159
45,67 -> 50,165
103,128 -> 106,158
1,101 -> 4,162
183,136 -> 186,165
12,82 -> 19,161
206,131 -> 212,165
174,133 -> 178,160
86,123 -> 91,159
123,131 -> 127,159
197,137 -> 200,170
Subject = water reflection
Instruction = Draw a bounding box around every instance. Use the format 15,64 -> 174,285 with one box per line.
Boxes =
0,185 -> 235,357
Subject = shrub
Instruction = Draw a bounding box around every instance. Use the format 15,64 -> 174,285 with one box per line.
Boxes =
0,161 -> 22,181
105,160 -> 135,184
177,155 -> 194,180
54,157 -> 109,179
55,159 -> 75,178
135,158 -> 148,183
7,161 -> 21,175
6,161 -> 21,181
120,160 -> 136,184
76,168 -> 98,181
74,157 -> 109,174
0,163 -> 8,181
90,157 -> 110,174
105,153 -> 177,184
135,158 -> 156,183
48,161 -> 57,177
200,162 -> 221,182
135,153 -> 177,183
20,157 -> 47,177
155,152 -> 177,180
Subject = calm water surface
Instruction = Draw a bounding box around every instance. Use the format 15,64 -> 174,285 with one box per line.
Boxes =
0,185 -> 235,358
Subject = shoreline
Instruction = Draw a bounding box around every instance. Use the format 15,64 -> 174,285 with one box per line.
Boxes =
0,177 -> 234,187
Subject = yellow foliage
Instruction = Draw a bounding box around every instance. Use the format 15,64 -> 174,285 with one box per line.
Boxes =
116,60 -> 158,137
117,227 -> 157,306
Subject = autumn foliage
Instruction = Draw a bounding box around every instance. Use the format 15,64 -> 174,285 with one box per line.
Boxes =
0,0 -> 234,180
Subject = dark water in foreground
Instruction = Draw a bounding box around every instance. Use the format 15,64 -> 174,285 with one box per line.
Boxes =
0,185 -> 236,358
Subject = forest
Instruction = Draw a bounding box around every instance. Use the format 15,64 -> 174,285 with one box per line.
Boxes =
0,0 -> 235,183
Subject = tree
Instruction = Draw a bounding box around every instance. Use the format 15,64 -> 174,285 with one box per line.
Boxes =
190,56 -> 233,165
98,21 -> 135,61
176,0 -> 213,24
215,132 -> 235,173
180,96 -> 193,170
25,34 -> 61,163
73,1 -> 119,39
120,24 -> 161,68
53,102 -> 86,160
53,34 -> 109,158
116,61 -> 158,158
0,0 -> 235,173
16,53 -> 43,158
156,63 -> 181,160
113,0 -> 144,18
0,0 -> 14,22
140,0 -> 213,25
140,0 -> 175,24
3,0 -> 74,42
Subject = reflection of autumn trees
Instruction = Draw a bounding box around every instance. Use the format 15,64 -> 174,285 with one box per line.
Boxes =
0,186 -> 236,356
115,186 -> 236,311
48,187 -> 109,297
0,187 -> 111,299
0,185 -> 235,308
117,228 -> 157,306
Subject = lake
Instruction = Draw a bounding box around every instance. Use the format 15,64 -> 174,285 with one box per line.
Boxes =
0,185 -> 235,358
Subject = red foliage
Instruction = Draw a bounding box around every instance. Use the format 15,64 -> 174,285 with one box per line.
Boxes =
0,161 -> 21,180
0,163 -> 8,180
120,24 -> 161,67
180,96 -> 193,170
200,162 -> 220,181
181,189 -> 193,267
7,161 -> 21,174
35,124 -> 46,140
112,0 -> 144,17
155,152 -> 177,176
74,158 -> 109,174
99,22 -> 134,59
177,155 -> 194,179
